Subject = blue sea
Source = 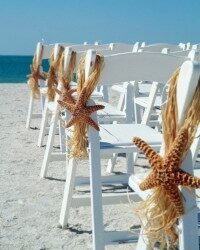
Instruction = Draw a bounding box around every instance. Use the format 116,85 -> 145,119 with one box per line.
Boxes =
0,56 -> 49,83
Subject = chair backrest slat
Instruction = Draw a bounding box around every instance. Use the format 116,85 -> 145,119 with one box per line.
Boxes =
97,51 -> 188,85
141,43 -> 184,52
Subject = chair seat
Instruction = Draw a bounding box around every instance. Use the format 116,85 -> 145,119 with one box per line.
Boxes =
135,96 -> 162,109
112,83 -> 151,96
97,102 -> 125,122
99,124 -> 162,148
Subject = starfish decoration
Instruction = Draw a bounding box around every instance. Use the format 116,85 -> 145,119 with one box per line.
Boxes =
133,128 -> 200,216
27,64 -> 46,83
57,87 -> 105,131
54,78 -> 76,104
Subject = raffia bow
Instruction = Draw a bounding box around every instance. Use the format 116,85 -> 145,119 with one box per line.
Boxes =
27,45 -> 46,98
54,50 -> 77,105
47,46 -> 64,101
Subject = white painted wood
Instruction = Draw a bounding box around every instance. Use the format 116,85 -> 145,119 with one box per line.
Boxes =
40,110 -> 60,178
109,43 -> 134,52
58,119 -> 66,153
106,153 -> 118,173
37,99 -> 49,147
85,50 -> 105,250
141,43 -> 184,52
71,192 -> 140,207
176,61 -> 200,250
99,52 -> 187,85
26,94 -> 34,129
59,158 -> 77,228
140,82 -> 160,125
129,60 -> 200,249
75,173 -> 130,186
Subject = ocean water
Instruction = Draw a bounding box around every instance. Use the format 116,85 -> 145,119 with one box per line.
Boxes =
0,56 -> 49,83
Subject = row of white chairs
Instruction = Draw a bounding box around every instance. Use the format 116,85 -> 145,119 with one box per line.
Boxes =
26,41 -> 200,249
35,42 -> 200,179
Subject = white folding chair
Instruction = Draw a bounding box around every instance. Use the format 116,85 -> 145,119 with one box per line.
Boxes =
37,43 -> 136,145
134,50 -> 200,127
26,41 -> 117,129
59,49 -> 191,249
129,60 -> 200,250
39,47 -> 137,178
26,42 -> 72,129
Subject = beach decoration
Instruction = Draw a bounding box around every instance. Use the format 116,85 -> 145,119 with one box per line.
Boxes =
58,87 -> 104,131
55,50 -> 77,104
47,46 -> 64,101
58,54 -> 104,158
132,68 -> 200,248
27,45 -> 46,98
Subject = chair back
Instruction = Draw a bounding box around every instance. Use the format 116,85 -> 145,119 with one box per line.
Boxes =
140,43 -> 185,52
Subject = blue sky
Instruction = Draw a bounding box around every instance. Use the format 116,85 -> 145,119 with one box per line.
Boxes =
0,0 -> 199,55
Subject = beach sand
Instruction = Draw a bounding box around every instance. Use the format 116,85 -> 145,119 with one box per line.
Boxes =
0,84 -> 151,250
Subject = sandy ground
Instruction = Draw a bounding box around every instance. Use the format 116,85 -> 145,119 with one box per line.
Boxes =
0,84 -> 152,250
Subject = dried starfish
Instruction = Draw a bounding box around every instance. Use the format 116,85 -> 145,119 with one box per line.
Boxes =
58,87 -> 104,131
133,128 -> 200,216
54,85 -> 76,104
27,64 -> 46,83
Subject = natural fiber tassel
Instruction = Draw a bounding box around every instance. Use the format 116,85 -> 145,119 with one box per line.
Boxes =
27,45 -> 46,98
47,46 -> 64,101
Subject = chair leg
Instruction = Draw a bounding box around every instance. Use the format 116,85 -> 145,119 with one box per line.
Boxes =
40,111 -> 59,178
26,94 -> 34,129
126,153 -> 134,174
106,153 -> 118,173
38,105 -> 50,147
88,127 -> 104,250
178,194 -> 199,250
59,158 -> 77,228
134,104 -> 142,124
40,93 -> 46,114
58,119 -> 66,153
136,233 -> 150,250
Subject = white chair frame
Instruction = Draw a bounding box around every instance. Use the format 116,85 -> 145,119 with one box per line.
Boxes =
59,50 -> 192,249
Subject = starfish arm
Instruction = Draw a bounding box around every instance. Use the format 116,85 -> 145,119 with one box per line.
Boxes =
175,169 -> 200,188
63,89 -> 76,98
54,88 -> 62,95
65,117 -> 78,128
83,116 -> 100,131
86,104 -> 105,114
165,128 -> 188,169
133,137 -> 162,169
57,100 -> 74,112
164,185 -> 184,216
139,174 -> 159,191
63,96 -> 75,105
